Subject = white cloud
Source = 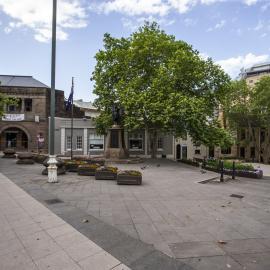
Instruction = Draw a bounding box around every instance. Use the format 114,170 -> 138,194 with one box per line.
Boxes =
92,0 -> 228,17
122,15 -> 175,31
207,19 -> 226,32
0,0 -> 87,42
253,20 -> 263,31
216,53 -> 269,78
261,2 -> 270,11
243,0 -> 258,6
183,18 -> 197,26
95,0 -> 170,17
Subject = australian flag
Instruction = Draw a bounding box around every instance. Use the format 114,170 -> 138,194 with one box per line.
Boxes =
65,77 -> 74,111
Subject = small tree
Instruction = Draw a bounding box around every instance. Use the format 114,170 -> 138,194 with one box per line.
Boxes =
0,81 -> 17,117
92,23 -> 232,158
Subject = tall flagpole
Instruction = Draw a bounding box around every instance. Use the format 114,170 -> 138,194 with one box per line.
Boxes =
48,0 -> 58,183
70,77 -> 74,159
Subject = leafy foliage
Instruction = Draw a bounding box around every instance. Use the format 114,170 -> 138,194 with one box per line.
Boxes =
0,93 -> 18,117
92,22 -> 232,157
224,76 -> 270,163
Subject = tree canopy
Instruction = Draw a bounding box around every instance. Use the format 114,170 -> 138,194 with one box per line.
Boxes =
91,22 -> 232,157
224,76 -> 270,162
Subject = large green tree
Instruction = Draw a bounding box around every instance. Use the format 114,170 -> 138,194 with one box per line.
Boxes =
92,22 -> 232,158
224,76 -> 270,163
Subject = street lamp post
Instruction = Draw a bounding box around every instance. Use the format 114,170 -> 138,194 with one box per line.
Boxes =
47,0 -> 58,183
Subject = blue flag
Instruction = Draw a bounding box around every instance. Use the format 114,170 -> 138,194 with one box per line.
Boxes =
66,77 -> 74,111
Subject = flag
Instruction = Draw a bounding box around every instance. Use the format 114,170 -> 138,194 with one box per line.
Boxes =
66,77 -> 74,111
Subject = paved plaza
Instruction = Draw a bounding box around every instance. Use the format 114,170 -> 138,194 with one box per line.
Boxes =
1,158 -> 270,269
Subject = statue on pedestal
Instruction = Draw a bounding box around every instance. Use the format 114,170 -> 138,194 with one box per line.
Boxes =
105,104 -> 129,159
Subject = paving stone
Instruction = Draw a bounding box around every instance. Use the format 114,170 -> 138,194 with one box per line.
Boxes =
35,250 -> 81,270
78,250 -> 121,270
231,252 -> 270,270
130,250 -> 193,270
0,249 -> 38,270
179,255 -> 242,270
108,235 -> 154,265
169,241 -> 226,258
219,238 -> 270,254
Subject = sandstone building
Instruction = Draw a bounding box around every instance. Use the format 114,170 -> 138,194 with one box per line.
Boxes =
0,75 -> 68,152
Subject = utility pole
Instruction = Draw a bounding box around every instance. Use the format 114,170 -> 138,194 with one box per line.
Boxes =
48,0 -> 58,183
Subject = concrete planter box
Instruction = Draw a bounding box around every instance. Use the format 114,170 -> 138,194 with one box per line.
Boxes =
16,153 -> 34,164
205,166 -> 263,179
78,164 -> 101,176
117,170 -> 142,185
95,167 -> 117,180
2,149 -> 16,158
64,160 -> 88,172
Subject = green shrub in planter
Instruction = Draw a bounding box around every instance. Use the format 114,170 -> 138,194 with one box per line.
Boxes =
95,166 -> 118,180
64,160 -> 88,172
117,170 -> 142,185
78,163 -> 101,176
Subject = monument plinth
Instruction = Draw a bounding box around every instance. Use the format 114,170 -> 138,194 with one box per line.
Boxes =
105,125 -> 129,159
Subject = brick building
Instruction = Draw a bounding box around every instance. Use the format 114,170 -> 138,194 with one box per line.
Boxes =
0,75 -> 77,153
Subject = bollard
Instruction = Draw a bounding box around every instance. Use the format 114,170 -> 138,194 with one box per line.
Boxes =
232,161 -> 236,180
220,160 -> 224,182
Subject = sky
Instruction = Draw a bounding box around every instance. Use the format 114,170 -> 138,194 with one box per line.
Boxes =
0,0 -> 270,102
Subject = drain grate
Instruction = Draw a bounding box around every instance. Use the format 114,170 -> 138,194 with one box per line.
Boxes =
44,198 -> 63,204
230,194 -> 244,199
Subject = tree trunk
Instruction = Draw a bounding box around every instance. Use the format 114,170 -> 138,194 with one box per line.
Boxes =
151,129 -> 158,159
262,127 -> 270,164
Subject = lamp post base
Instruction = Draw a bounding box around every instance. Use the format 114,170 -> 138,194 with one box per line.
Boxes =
47,155 -> 58,183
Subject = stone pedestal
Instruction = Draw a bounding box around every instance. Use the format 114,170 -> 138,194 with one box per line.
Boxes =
105,125 -> 129,159
47,155 -> 58,183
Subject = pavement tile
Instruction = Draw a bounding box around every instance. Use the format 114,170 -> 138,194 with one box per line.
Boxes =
78,250 -> 121,270
0,249 -> 37,270
0,237 -> 25,256
231,252 -> 270,270
35,250 -> 81,270
64,239 -> 103,262
219,238 -> 270,254
54,231 -> 89,249
169,241 -> 226,258
130,250 -> 193,270
179,255 -> 243,270
46,223 -> 76,238
111,264 -> 132,270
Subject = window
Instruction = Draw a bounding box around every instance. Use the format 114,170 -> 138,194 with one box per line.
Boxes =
221,147 -> 231,155
129,132 -> 143,150
7,104 -> 16,112
195,149 -> 201,155
240,129 -> 246,140
66,136 -> 71,150
89,133 -> 104,150
157,137 -> 163,150
76,136 -> 83,150
25,99 -> 32,112
249,80 -> 253,83
250,147 -> 255,158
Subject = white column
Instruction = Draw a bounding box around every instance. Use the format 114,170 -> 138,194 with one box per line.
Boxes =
144,129 -> 148,156
60,128 -> 65,155
83,128 -> 88,155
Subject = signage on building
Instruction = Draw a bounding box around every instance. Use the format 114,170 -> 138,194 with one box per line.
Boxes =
2,114 -> 25,121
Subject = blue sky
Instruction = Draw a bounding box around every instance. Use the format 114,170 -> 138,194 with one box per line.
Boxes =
0,0 -> 270,101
